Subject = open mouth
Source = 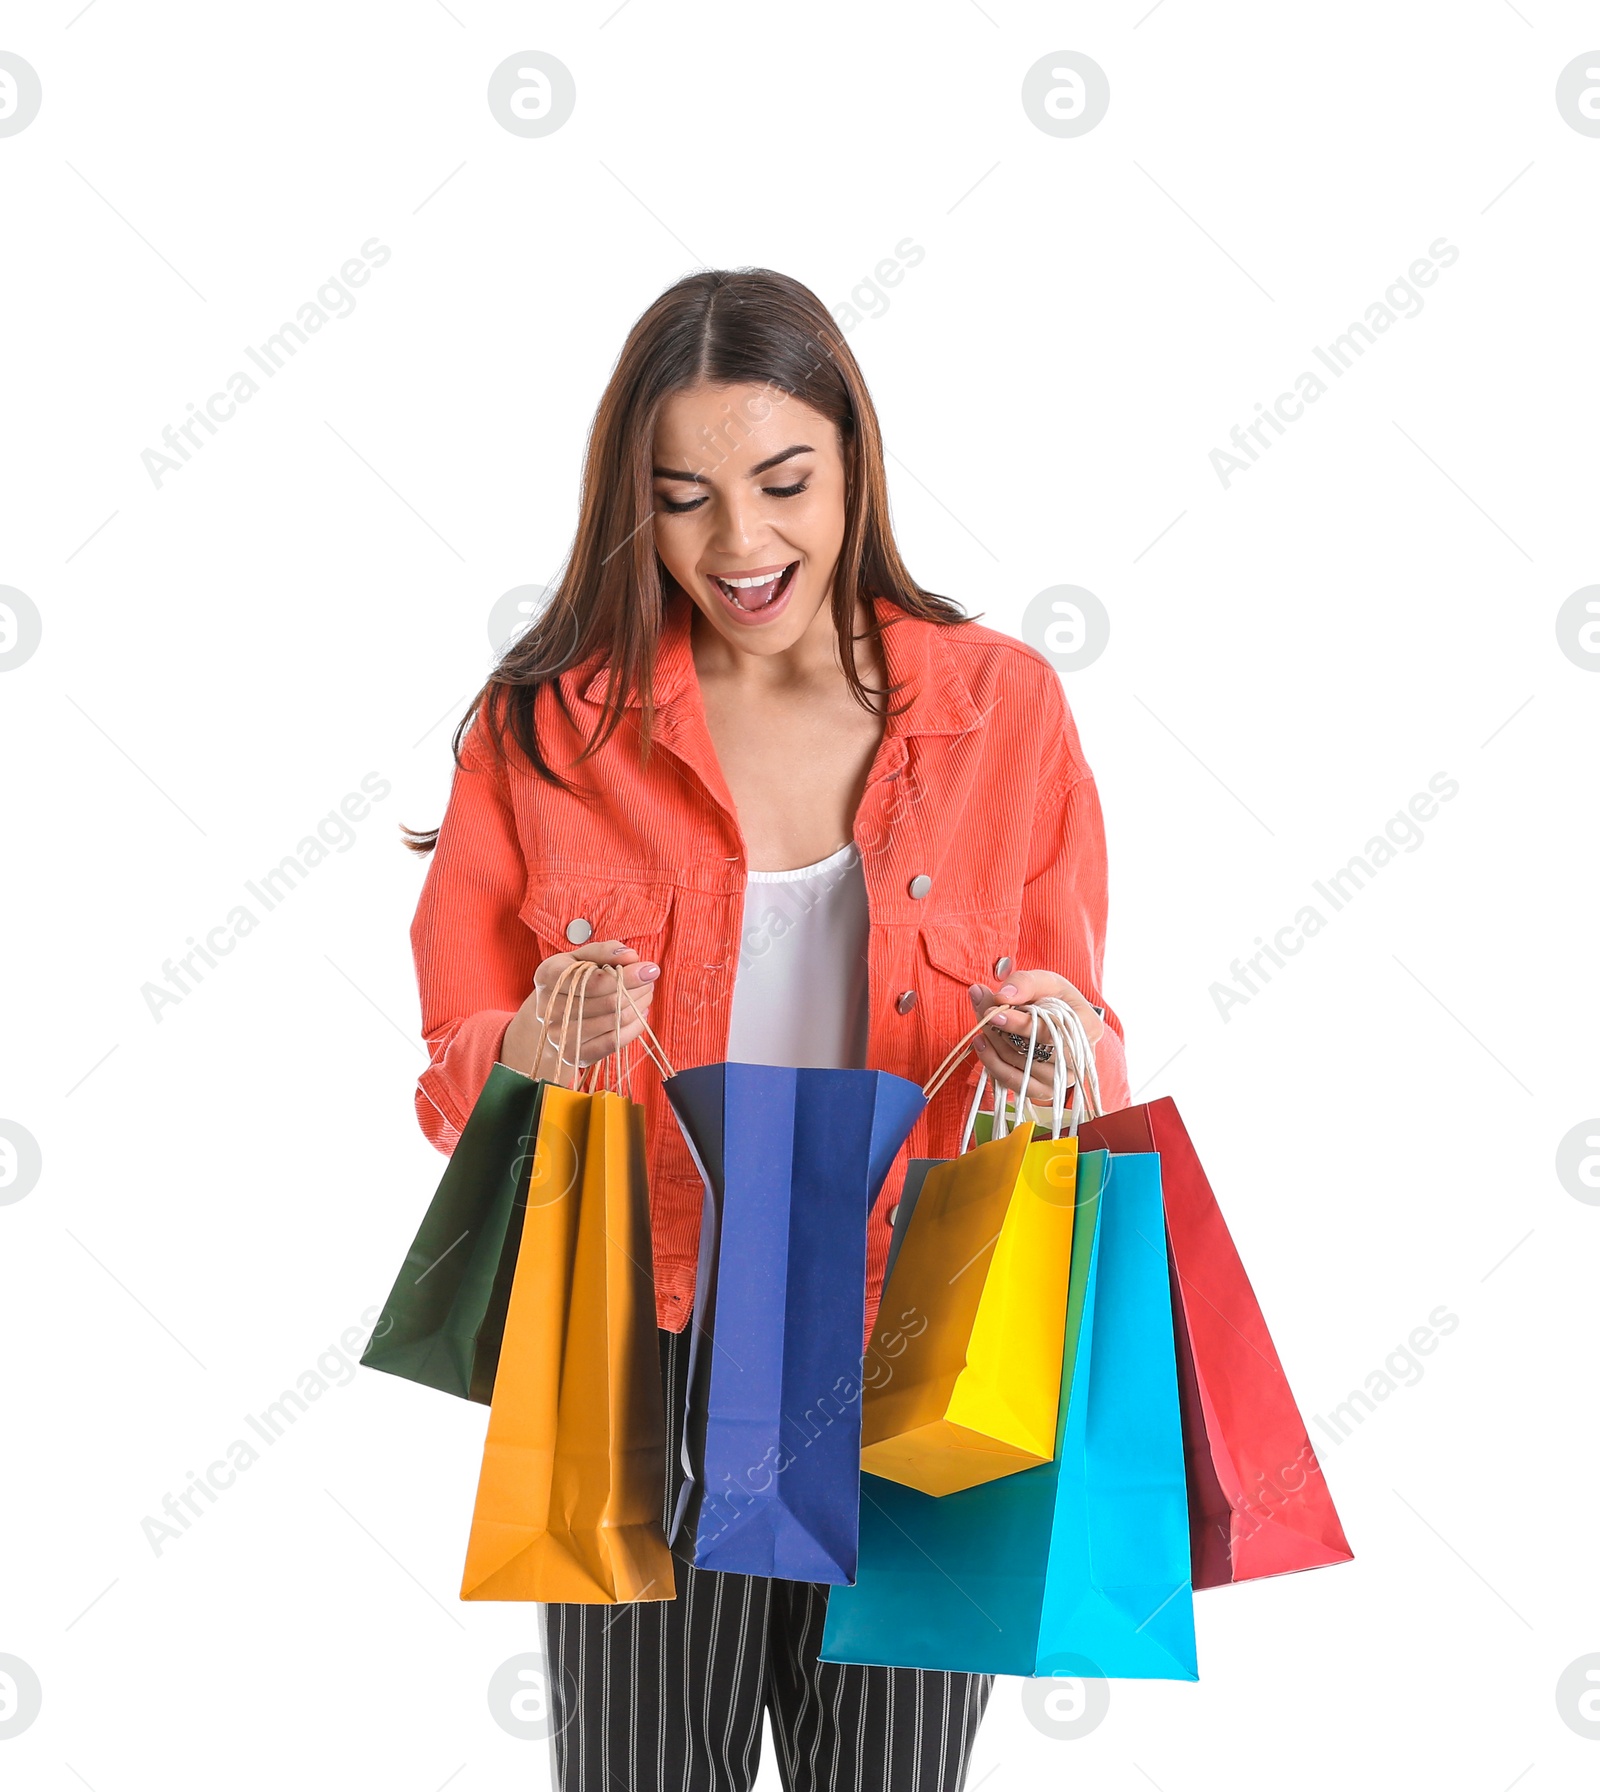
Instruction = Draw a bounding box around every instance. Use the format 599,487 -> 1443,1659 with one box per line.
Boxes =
709,561 -> 799,613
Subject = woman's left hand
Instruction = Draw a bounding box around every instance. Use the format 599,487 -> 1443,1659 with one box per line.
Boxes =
967,970 -> 1105,1107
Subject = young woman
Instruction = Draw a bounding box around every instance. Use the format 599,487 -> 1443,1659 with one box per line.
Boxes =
408,268 -> 1130,1791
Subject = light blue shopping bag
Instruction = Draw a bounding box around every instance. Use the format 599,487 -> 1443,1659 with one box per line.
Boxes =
820,1147 -> 1197,1679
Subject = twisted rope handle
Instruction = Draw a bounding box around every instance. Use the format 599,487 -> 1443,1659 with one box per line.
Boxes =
547,961 -> 671,1094
968,997 -> 1097,1146
533,950 -> 680,1096
559,962 -> 599,1089
529,957 -> 590,1079
922,1013 -> 993,1099
613,969 -> 677,1080
972,1003 -> 1046,1148
926,996 -> 1103,1152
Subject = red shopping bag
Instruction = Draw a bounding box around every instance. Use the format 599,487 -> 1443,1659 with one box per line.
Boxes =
1078,1099 -> 1353,1589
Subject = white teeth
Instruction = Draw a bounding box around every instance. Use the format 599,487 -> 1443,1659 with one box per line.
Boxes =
713,562 -> 791,612
714,563 -> 794,593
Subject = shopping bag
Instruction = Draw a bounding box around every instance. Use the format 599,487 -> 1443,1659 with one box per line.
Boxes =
459,964 -> 676,1604
359,1062 -> 543,1403
360,958 -> 607,1402
663,1059 -> 927,1584
1078,1099 -> 1353,1588
860,1003 -> 1086,1496
822,1144 -> 1197,1678
881,1158 -> 940,1290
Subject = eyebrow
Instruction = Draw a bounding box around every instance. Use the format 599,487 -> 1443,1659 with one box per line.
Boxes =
651,444 -> 815,485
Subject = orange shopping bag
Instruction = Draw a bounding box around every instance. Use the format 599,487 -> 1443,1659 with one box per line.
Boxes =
460,963 -> 676,1604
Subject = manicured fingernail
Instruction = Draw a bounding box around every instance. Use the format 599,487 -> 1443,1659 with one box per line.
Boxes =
639,963 -> 660,979
969,984 -> 984,1003
999,984 -> 1018,998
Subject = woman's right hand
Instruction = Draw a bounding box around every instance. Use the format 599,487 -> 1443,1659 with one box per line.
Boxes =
499,941 -> 661,1082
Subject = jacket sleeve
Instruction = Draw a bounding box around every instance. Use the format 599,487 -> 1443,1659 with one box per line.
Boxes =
409,719 -> 540,1152
1014,674 -> 1131,1114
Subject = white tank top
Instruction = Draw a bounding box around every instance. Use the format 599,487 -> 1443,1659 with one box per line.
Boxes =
725,841 -> 871,1070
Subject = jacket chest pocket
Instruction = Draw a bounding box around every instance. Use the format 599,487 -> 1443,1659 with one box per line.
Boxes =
916,915 -> 1020,1059
520,876 -> 675,969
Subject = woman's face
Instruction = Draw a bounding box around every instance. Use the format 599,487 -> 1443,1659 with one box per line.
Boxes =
651,381 -> 847,657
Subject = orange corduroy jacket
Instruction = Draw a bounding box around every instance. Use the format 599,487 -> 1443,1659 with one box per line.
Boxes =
410,593 -> 1130,1343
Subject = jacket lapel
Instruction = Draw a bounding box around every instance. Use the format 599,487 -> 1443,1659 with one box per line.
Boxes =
576,591 -> 986,854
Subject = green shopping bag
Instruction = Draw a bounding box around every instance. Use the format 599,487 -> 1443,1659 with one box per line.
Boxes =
361,1062 -> 544,1403
362,961 -> 607,1403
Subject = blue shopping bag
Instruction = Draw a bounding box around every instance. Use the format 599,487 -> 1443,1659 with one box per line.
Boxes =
820,1147 -> 1198,1678
663,1063 -> 927,1584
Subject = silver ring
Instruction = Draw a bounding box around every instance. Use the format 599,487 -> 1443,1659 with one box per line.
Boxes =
1002,1031 -> 1054,1061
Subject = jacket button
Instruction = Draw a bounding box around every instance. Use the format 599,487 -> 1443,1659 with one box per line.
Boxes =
886,1202 -> 899,1222
908,874 -> 932,899
896,990 -> 918,1014
994,955 -> 1013,977
565,918 -> 593,944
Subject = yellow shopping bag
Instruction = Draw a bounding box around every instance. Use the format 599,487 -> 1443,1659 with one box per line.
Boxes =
460,964 -> 677,1603
860,999 -> 1099,1497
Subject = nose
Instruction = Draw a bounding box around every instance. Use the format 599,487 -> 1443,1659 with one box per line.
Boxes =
704,486 -> 765,560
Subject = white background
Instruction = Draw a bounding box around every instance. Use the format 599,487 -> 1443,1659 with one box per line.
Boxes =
2,3 -> 1596,1788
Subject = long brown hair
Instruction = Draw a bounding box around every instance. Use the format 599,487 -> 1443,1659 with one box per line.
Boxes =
406,267 -> 967,853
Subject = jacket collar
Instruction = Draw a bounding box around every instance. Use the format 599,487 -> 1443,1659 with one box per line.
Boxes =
579,591 -> 982,739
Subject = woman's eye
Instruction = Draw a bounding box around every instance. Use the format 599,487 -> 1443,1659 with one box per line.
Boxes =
656,480 -> 806,513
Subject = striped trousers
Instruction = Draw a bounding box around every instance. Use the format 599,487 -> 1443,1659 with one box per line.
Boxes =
542,1326 -> 994,1792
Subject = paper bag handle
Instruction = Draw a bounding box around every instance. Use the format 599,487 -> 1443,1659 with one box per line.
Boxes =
614,970 -> 678,1079
960,996 -> 1101,1151
529,957 -> 591,1081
